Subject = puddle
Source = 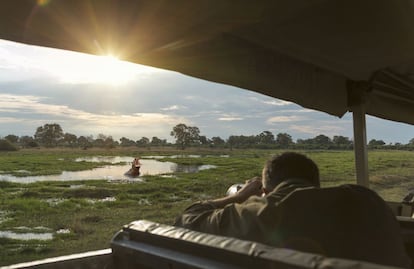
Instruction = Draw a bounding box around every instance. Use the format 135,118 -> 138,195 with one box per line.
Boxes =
70,184 -> 85,189
0,226 -> 72,240
56,229 -> 70,234
45,198 -> 66,206
75,156 -> 135,163
145,155 -> 229,159
0,231 -> 53,241
160,175 -> 177,178
138,198 -> 151,205
86,196 -> 117,204
15,226 -> 51,232
0,156 -> 216,183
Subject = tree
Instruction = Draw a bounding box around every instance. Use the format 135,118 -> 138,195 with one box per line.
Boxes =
151,136 -> 165,146
211,136 -> 225,146
93,134 -> 115,148
120,137 -> 136,147
62,133 -> 77,147
333,135 -> 351,145
313,134 -> 332,145
170,123 -> 200,149
226,135 -> 258,149
136,137 -> 150,146
199,135 -> 209,145
188,126 -> 201,145
103,135 -> 116,148
93,135 -> 105,147
227,135 -> 237,150
333,135 -> 352,149
77,136 -> 92,149
5,134 -> 18,143
368,139 -> 386,148
34,123 -> 64,147
258,131 -> 275,145
19,136 -> 38,148
276,133 -> 292,148
0,139 -> 18,151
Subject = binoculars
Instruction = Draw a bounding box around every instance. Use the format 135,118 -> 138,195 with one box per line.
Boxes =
226,183 -> 245,196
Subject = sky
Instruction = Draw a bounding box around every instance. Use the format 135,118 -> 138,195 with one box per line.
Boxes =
0,39 -> 413,144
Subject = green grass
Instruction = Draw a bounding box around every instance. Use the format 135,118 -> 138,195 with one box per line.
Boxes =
1,148 -> 414,266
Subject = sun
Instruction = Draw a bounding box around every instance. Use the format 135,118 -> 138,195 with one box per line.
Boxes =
1,40 -> 165,85
42,49 -> 158,85
85,54 -> 139,85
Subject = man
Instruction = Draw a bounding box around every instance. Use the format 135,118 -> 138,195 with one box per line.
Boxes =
175,152 -> 411,268
174,152 -> 320,242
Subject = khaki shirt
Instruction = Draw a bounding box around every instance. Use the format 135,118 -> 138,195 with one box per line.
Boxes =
174,178 -> 313,243
175,181 -> 411,268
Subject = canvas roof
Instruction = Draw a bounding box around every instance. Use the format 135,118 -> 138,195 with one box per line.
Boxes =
1,0 -> 413,125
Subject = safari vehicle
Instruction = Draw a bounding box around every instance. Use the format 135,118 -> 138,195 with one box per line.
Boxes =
1,1 -> 414,268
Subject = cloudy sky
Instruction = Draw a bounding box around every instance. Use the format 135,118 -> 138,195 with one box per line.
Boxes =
0,39 -> 413,144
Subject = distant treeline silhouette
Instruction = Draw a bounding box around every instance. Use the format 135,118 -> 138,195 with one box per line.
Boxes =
1,123 -> 413,151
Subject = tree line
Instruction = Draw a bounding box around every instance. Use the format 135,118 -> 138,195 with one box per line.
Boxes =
1,123 -> 414,151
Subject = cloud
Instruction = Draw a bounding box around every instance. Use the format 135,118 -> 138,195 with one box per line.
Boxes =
0,108 -> 20,113
289,124 -> 347,137
0,93 -> 185,139
267,115 -> 306,123
1,40 -> 413,143
0,116 -> 25,123
278,109 -> 315,113
218,117 -> 243,121
161,105 -> 184,111
262,100 -> 292,106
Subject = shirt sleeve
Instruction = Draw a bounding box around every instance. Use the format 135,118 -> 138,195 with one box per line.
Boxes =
174,197 -> 266,240
174,201 -> 221,233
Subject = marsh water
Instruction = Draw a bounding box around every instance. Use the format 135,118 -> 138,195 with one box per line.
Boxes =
0,156 -> 216,183
0,230 -> 53,240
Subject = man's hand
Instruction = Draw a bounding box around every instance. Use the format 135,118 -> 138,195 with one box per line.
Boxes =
202,177 -> 263,209
234,177 -> 263,203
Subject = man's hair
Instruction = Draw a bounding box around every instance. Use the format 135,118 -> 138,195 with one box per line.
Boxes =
263,152 -> 320,191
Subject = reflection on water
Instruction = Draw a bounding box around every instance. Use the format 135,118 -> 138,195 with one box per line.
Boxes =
75,156 -> 134,163
86,197 -> 117,204
144,155 -> 229,159
0,231 -> 53,241
0,226 -> 71,240
0,156 -> 216,183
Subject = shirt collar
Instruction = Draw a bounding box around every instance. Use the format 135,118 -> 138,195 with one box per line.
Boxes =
273,178 -> 312,192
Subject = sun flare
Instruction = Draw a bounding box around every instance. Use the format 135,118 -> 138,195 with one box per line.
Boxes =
55,54 -> 139,85
87,54 -> 137,85
0,40 -> 164,85
41,50 -> 160,85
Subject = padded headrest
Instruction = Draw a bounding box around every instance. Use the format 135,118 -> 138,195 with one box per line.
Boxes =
111,219 -> 403,269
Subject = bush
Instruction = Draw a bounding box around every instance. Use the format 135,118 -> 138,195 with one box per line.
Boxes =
0,139 -> 18,151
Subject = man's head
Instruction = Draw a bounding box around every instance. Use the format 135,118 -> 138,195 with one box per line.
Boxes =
262,152 -> 320,193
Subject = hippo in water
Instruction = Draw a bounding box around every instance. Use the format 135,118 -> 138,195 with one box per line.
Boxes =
125,157 -> 141,177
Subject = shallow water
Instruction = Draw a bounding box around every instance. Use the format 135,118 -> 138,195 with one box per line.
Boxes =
0,231 -> 53,241
0,156 -> 216,183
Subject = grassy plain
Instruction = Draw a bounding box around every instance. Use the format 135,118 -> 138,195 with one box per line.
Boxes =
0,148 -> 414,266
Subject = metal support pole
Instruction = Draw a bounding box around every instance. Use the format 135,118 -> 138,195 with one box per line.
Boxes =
352,104 -> 369,187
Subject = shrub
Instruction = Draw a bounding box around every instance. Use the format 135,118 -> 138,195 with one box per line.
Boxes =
0,139 -> 18,151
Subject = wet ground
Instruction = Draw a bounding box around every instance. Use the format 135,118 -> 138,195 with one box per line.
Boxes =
0,156 -> 216,183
